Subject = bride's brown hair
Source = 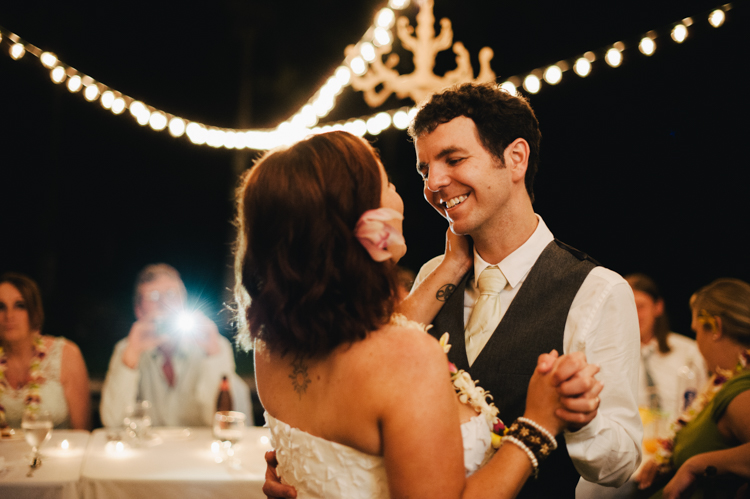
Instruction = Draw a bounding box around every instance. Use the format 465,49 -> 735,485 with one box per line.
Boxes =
234,131 -> 399,357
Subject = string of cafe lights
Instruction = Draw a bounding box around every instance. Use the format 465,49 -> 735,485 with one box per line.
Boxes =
0,2 -> 733,150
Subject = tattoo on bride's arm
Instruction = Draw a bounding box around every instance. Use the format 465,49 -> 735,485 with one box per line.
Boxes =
436,283 -> 456,302
289,357 -> 311,399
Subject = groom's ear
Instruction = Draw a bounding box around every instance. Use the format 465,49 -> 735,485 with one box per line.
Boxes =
503,138 -> 530,184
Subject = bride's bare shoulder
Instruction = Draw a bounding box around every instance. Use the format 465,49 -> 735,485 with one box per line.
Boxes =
363,322 -> 447,376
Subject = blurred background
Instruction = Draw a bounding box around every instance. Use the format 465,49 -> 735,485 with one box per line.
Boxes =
1,0 -> 747,412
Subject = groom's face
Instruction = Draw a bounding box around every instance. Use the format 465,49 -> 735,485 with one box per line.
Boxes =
414,116 -> 510,238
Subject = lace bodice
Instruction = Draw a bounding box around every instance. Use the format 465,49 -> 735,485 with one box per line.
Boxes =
266,411 -> 493,498
0,336 -> 70,428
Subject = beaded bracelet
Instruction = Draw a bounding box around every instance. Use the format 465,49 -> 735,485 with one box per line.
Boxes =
502,435 -> 540,479
505,419 -> 556,463
517,417 -> 558,450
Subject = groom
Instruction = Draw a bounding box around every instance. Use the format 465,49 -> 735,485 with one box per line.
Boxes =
401,82 -> 642,497
262,83 -> 641,498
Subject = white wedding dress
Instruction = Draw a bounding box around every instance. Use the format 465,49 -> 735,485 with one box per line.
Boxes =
266,411 -> 493,499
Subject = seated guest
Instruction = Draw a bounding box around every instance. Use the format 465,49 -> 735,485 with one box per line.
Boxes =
100,264 -> 250,427
635,278 -> 750,498
0,272 -> 91,430
627,273 -> 708,421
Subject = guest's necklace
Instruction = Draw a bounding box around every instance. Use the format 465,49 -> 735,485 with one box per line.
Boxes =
0,334 -> 47,426
653,348 -> 750,472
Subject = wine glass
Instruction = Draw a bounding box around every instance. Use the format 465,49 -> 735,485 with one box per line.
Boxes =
22,410 -> 53,465
212,411 -> 246,464
123,400 -> 152,446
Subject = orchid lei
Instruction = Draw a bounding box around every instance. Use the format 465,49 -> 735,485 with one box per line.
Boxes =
438,332 -> 507,449
0,334 -> 47,428
653,347 -> 750,472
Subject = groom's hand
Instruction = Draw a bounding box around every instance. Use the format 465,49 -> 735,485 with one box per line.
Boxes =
263,450 -> 297,498
549,352 -> 603,430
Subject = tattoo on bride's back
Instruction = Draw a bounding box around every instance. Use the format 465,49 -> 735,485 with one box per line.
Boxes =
289,357 -> 311,399
436,283 -> 456,302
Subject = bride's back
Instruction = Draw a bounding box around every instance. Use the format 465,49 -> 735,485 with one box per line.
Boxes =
234,132 -> 465,498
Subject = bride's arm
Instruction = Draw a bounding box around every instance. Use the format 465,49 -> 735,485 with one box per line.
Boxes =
396,229 -> 471,325
380,330 -> 466,499
463,353 -> 602,498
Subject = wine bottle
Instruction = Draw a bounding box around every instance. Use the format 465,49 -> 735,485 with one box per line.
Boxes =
216,375 -> 233,412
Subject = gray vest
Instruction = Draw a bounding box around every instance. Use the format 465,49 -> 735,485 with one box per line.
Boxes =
431,240 -> 597,499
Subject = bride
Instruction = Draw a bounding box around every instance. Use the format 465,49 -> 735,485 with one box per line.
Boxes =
234,131 -> 599,498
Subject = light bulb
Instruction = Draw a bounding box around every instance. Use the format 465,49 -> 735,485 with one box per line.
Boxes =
393,110 -> 410,130
111,98 -> 126,115
708,10 -> 725,28
671,24 -> 687,43
186,122 -> 207,145
373,27 -> 392,47
40,52 -> 58,68
605,48 -> 622,67
543,65 -> 562,85
10,43 -> 25,60
168,118 -> 186,137
388,0 -> 409,9
84,85 -> 100,101
639,37 -> 656,56
360,42 -> 376,62
335,66 -> 351,85
523,75 -> 541,94
148,112 -> 167,131
129,101 -> 147,118
67,75 -> 82,92
574,58 -> 591,77
50,66 -> 66,84
100,91 -> 115,109
350,57 -> 367,76
500,81 -> 517,95
376,8 -> 395,28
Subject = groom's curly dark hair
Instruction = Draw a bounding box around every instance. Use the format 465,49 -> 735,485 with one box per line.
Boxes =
234,131 -> 399,357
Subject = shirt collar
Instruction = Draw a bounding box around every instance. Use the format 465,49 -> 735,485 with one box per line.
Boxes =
473,214 -> 554,289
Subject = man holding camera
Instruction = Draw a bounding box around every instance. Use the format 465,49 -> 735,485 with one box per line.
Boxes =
100,263 -> 251,427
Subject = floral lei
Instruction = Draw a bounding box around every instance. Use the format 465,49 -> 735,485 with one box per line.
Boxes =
0,334 -> 47,428
389,314 -> 506,448
653,347 -> 750,472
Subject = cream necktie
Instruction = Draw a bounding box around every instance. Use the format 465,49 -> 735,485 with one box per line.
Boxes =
464,265 -> 506,366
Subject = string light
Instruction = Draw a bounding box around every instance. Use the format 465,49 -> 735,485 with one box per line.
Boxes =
639,36 -> 656,55
10,43 -> 25,60
605,47 -> 623,67
671,24 -> 688,43
0,2 -> 732,149
40,52 -> 57,68
84,84 -> 100,101
500,81 -> 517,95
708,9 -> 725,27
50,66 -> 66,83
574,58 -> 592,77
67,74 -> 82,92
543,65 -> 562,85
523,75 -> 541,94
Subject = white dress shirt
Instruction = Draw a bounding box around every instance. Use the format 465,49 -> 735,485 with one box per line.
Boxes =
414,215 -> 643,486
100,334 -> 251,428
639,333 -> 708,422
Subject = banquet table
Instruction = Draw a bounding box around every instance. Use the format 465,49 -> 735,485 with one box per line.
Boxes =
0,429 -> 90,499
80,426 -> 273,499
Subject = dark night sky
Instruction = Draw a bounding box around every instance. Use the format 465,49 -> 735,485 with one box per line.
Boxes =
1,0 -> 748,378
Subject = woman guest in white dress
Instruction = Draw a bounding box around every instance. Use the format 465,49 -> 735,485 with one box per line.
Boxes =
235,131 -> 601,498
0,272 -> 91,430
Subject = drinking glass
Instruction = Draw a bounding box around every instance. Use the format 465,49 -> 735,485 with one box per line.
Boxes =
213,411 -> 246,464
123,400 -> 152,445
22,410 -> 53,463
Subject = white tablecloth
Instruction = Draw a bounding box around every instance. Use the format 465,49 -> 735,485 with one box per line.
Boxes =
80,427 -> 272,499
0,429 -> 90,499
